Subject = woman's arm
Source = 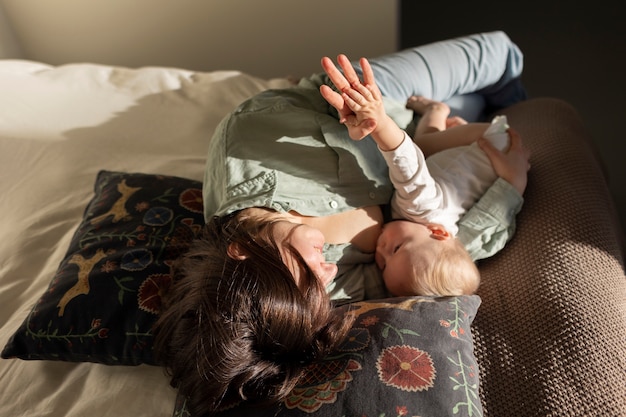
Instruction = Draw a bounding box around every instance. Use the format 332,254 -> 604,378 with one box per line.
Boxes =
457,128 -> 531,260
479,128 -> 530,195
457,177 -> 524,260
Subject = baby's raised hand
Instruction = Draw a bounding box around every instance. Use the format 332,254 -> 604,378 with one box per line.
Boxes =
320,55 -> 385,141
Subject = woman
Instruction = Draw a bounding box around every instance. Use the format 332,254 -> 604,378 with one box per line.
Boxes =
154,31 -> 530,416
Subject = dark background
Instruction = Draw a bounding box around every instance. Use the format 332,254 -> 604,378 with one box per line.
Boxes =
399,1 -> 626,236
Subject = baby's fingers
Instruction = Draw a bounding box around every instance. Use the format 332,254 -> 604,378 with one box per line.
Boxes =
341,83 -> 374,109
343,117 -> 377,140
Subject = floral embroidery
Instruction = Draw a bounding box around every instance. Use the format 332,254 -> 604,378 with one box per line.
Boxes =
381,321 -> 420,343
100,260 -> 118,273
138,273 -> 171,314
360,315 -> 380,327
135,201 -> 150,212
284,359 -> 362,412
143,206 -> 174,226
449,350 -> 482,416
120,248 -> 153,271
338,328 -> 370,352
4,172 -> 206,366
376,345 -> 436,392
171,297 -> 482,416
113,276 -> 135,304
442,298 -> 470,339
25,315 -> 110,347
396,405 -> 409,416
179,188 -> 203,213
163,219 -> 202,261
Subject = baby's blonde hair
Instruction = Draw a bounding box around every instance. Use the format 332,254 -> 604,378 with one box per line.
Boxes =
406,238 -> 480,296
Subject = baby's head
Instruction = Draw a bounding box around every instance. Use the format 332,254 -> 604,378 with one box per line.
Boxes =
375,220 -> 480,297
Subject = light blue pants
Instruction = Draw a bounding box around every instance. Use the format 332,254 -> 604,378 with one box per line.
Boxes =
351,31 -> 526,121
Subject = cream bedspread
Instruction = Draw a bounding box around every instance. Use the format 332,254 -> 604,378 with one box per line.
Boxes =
0,59 -> 291,417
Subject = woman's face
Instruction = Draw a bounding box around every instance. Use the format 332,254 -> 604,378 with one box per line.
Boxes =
273,221 -> 338,288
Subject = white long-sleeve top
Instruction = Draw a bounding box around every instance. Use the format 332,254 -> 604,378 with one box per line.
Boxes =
380,116 -> 510,236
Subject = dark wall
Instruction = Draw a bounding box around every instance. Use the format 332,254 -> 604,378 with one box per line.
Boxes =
400,1 -> 626,236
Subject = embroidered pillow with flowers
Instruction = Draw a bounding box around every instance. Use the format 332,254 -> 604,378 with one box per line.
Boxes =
2,170 -> 205,365
174,295 -> 483,417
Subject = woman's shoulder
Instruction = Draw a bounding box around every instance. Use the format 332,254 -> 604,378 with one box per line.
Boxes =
233,83 -> 328,116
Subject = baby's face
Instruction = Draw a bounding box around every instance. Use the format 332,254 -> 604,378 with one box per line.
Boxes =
375,220 -> 451,296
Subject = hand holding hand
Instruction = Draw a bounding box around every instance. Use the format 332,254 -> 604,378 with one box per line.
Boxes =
479,128 -> 531,195
319,55 -> 387,141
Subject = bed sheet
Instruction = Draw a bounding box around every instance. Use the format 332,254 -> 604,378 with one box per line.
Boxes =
0,59 -> 292,417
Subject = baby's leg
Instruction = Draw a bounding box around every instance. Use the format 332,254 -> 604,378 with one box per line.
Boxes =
413,119 -> 490,157
406,96 -> 451,135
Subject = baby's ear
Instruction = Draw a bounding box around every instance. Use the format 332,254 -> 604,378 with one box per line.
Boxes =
227,243 -> 249,260
427,224 -> 451,241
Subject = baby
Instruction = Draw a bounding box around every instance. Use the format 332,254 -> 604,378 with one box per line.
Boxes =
376,96 -> 518,297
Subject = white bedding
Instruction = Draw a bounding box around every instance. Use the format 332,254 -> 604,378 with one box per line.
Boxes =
0,60 -> 292,417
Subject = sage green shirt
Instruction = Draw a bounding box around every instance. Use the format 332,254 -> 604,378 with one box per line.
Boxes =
203,76 -> 523,304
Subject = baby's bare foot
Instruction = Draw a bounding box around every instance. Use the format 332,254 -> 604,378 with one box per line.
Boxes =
406,96 -> 450,116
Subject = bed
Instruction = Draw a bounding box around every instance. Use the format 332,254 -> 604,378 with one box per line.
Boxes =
1,57 -> 625,417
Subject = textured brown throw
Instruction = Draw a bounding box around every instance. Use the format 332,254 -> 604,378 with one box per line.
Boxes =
473,98 -> 626,416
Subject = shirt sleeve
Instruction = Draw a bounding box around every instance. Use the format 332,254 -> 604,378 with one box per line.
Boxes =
381,132 -> 445,223
456,177 -> 524,261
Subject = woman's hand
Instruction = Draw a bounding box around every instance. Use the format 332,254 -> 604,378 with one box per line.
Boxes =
479,128 -> 531,195
320,55 -> 386,141
320,54 -> 405,150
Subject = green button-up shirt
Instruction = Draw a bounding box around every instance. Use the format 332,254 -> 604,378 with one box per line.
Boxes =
203,76 -> 522,304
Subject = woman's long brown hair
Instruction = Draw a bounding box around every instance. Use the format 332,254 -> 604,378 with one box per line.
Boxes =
153,211 -> 353,416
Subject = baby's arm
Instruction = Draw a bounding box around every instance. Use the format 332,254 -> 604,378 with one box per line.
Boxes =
320,55 -> 405,151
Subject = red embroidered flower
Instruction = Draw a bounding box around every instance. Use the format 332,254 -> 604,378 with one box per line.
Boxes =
135,201 -> 150,212
138,273 -> 171,314
180,218 -> 202,235
396,405 -> 409,416
100,260 -> 117,273
179,188 -> 203,213
376,345 -> 436,392
360,315 -> 380,327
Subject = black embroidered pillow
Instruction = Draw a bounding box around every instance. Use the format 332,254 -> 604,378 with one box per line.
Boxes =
1,170 -> 204,365
174,295 -> 483,417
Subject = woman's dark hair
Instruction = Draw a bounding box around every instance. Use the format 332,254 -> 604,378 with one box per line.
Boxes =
153,210 -> 352,416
